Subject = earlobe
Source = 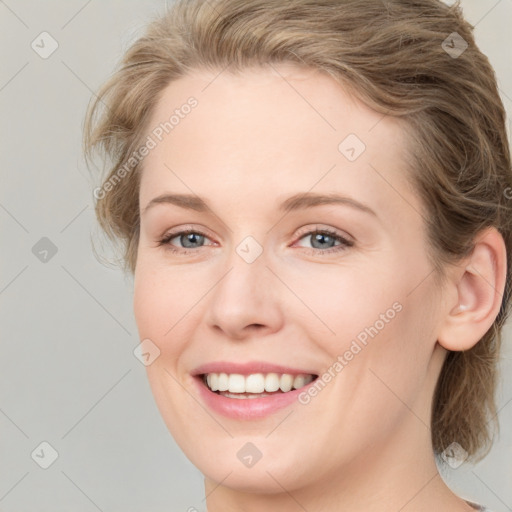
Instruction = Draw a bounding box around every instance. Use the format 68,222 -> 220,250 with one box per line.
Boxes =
438,227 -> 507,352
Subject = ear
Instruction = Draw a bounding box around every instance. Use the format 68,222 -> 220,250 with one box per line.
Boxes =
437,227 -> 507,351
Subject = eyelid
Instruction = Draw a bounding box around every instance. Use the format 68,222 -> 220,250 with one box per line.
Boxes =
157,224 -> 354,255
294,224 -> 353,241
160,224 -> 215,241
290,227 -> 353,257
163,230 -> 212,244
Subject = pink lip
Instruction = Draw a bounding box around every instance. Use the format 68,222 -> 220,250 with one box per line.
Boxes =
192,376 -> 313,420
191,360 -> 316,376
190,361 -> 318,420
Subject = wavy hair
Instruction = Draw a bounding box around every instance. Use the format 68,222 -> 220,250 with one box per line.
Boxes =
84,0 -> 512,460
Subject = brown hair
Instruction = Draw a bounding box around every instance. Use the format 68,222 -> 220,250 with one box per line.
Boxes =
84,0 -> 512,461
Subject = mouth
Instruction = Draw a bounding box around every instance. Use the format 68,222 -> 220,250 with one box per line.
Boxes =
191,362 -> 320,418
200,372 -> 318,399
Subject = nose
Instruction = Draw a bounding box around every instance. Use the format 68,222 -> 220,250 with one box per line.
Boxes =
204,248 -> 284,341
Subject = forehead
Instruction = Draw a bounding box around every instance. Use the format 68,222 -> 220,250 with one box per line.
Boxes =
139,64 -> 416,219
145,63 -> 402,154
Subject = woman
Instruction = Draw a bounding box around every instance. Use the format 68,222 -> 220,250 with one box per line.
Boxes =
84,0 -> 511,510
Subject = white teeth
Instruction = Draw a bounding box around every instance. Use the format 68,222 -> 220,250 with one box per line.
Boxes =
246,373 -> 265,393
217,372 -> 229,392
228,374 -> 245,393
293,375 -> 307,389
203,372 -> 315,394
222,391 -> 273,399
206,374 -> 216,391
280,374 -> 294,392
265,373 -> 281,392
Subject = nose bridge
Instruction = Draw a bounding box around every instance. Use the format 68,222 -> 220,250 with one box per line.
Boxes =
205,233 -> 283,338
216,234 -> 269,310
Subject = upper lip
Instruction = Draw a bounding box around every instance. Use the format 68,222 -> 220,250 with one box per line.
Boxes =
191,361 -> 318,377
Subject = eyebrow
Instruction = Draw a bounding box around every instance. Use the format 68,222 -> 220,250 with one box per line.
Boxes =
142,192 -> 377,217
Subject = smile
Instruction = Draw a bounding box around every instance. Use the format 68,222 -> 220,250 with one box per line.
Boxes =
203,372 -> 316,397
191,362 -> 319,419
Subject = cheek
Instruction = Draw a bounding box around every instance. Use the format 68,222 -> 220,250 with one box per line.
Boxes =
133,273 -> 169,343
277,261 -> 405,353
133,254 -> 199,343
132,261 -> 203,439
298,261 -> 439,409
333,281 -> 440,428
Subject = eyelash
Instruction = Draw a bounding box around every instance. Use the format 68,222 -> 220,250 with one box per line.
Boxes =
157,226 -> 354,256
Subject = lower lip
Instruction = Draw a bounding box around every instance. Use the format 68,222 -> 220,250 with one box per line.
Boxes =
193,376 -> 310,419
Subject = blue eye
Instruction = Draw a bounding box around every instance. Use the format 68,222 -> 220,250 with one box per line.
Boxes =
295,229 -> 353,254
157,227 -> 353,255
158,230 -> 212,252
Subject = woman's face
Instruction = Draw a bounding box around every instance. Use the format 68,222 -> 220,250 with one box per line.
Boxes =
133,64 -> 449,493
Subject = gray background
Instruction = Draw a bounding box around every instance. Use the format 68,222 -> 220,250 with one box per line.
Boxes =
0,1 -> 511,511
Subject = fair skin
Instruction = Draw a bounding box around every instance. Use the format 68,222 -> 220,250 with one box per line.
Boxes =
132,64 -> 506,512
